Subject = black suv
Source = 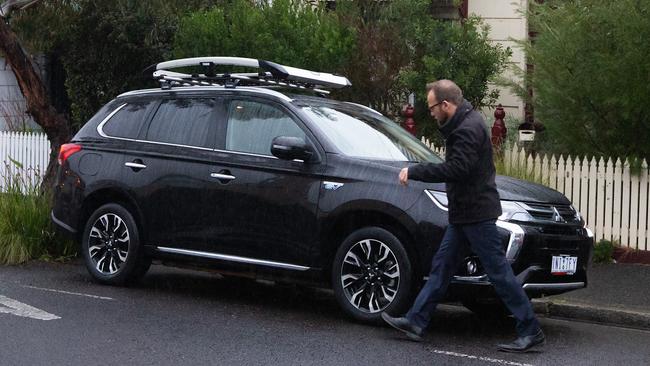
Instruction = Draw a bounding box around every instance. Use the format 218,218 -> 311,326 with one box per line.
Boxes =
52,57 -> 593,322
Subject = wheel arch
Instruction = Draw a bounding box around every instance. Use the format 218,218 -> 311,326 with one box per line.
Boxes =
78,188 -> 145,244
320,205 -> 422,284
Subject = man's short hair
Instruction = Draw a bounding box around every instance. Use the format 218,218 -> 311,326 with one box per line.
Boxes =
426,80 -> 463,106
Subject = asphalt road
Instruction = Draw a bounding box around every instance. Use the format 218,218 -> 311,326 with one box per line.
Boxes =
1,261 -> 649,366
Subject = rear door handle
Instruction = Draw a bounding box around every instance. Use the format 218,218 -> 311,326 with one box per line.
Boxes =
125,160 -> 147,171
210,173 -> 236,181
210,169 -> 235,183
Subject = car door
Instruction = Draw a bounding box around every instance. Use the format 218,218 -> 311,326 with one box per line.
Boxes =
206,97 -> 324,267
121,96 -> 225,250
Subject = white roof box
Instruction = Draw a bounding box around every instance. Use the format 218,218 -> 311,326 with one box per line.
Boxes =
155,57 -> 351,89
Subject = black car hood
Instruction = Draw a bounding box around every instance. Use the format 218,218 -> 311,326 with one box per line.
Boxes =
357,160 -> 570,205
496,175 -> 570,204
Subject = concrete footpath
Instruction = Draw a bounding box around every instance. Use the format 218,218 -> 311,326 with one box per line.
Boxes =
532,263 -> 650,330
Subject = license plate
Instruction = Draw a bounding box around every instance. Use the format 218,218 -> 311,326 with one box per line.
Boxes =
551,255 -> 577,275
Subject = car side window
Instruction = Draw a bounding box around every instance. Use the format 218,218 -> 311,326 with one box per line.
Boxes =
145,98 -> 217,148
102,100 -> 155,139
226,99 -> 306,156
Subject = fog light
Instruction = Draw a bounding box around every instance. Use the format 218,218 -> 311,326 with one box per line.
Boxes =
466,259 -> 478,275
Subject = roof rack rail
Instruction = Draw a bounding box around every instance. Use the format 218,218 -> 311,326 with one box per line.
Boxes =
152,57 -> 351,94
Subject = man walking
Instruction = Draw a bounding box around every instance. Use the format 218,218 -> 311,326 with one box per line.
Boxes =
382,80 -> 545,353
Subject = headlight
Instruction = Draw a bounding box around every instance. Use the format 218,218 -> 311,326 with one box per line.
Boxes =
425,190 -> 527,260
499,201 -> 534,222
424,190 -> 448,211
426,190 -> 534,222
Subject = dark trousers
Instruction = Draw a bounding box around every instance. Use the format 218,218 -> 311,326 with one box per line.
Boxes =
406,220 -> 540,337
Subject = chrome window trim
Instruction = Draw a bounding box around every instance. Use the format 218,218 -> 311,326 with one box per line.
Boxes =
117,86 -> 293,102
156,246 -> 310,271
97,103 -> 128,138
214,148 -> 280,160
97,103 -> 287,158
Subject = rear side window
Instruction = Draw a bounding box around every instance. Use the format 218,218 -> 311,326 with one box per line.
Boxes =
226,100 -> 306,155
145,98 -> 217,148
102,101 -> 155,139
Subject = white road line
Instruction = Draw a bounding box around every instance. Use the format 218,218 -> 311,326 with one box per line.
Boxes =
23,285 -> 114,301
426,347 -> 535,366
0,295 -> 60,320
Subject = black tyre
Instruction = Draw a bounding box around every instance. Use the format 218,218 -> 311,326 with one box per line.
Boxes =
332,227 -> 413,323
81,203 -> 150,285
461,298 -> 511,318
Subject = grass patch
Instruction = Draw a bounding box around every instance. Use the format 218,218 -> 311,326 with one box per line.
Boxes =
593,239 -> 617,264
0,160 -> 76,265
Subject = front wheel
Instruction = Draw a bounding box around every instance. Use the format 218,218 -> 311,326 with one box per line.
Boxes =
81,203 -> 150,285
332,227 -> 413,323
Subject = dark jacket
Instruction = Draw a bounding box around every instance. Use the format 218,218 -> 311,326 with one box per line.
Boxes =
409,100 -> 502,224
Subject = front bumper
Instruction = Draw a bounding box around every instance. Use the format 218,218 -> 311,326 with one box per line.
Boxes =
448,220 -> 594,299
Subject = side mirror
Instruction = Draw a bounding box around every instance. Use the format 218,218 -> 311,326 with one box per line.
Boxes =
271,136 -> 314,162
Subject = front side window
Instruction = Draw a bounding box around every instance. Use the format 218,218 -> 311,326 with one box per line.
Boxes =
102,100 -> 155,139
226,100 -> 306,156
146,98 -> 217,148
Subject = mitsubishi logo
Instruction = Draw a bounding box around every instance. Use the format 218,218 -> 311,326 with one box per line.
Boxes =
551,207 -> 565,223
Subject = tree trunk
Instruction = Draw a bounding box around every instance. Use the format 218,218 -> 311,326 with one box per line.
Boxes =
0,18 -> 70,192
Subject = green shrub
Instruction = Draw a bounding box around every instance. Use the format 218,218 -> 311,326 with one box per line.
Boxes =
593,239 -> 616,264
512,0 -> 650,159
0,160 -> 76,265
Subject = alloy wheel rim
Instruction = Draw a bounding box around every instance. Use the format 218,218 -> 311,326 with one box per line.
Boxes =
88,213 -> 130,275
340,238 -> 400,313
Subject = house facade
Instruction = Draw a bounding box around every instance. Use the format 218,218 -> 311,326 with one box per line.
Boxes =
0,57 -> 39,131
467,0 -> 528,122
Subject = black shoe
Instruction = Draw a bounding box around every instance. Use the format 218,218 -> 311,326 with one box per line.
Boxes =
381,312 -> 424,342
497,329 -> 545,353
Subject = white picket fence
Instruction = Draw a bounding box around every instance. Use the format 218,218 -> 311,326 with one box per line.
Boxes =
0,131 -> 50,192
423,138 -> 649,251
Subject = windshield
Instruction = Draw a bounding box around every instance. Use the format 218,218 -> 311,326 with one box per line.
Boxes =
299,101 -> 443,163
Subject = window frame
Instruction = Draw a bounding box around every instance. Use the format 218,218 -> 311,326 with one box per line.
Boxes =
98,98 -> 158,141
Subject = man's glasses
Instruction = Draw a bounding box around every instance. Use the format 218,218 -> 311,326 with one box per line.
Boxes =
428,101 -> 443,111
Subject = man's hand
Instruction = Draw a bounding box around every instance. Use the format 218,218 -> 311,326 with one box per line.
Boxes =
399,167 -> 409,186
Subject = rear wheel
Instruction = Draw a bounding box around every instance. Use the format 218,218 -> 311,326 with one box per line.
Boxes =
81,203 -> 150,285
332,227 -> 413,323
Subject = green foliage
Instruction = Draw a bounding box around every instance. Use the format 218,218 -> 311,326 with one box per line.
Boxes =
173,0 -> 509,134
12,0 -> 221,130
0,161 -> 76,264
13,0 -> 508,139
593,239 -> 617,264
333,0 -> 510,135
514,0 -> 650,159
173,0 -> 355,77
